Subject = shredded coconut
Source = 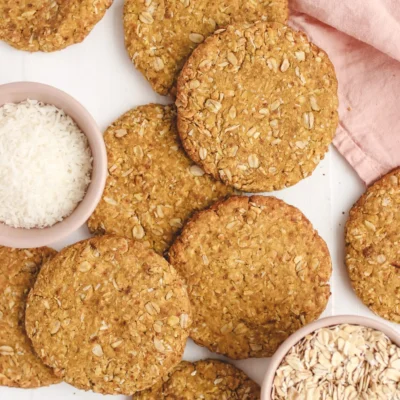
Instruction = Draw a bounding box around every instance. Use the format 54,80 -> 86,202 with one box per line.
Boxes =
0,99 -> 92,229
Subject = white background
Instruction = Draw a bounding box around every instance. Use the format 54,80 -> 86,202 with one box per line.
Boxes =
0,1 -> 398,398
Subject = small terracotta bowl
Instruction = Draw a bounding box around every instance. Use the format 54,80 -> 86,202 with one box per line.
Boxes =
261,315 -> 400,399
0,82 -> 107,248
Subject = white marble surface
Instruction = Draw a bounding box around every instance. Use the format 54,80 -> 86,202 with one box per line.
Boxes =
0,1 -> 397,398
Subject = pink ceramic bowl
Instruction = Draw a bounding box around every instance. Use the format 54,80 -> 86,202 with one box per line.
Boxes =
0,82 -> 107,248
261,315 -> 400,399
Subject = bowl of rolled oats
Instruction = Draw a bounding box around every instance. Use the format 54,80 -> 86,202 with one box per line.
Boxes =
261,315 -> 400,400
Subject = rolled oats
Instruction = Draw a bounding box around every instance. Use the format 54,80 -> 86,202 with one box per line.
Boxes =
273,324 -> 400,400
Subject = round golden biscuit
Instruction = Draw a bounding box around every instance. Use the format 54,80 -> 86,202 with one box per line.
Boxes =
0,246 -> 60,388
346,168 -> 400,323
124,0 -> 288,95
88,104 -> 232,255
0,0 -> 112,52
25,236 -> 192,395
133,359 -> 260,399
177,22 -> 339,192
169,195 -> 331,359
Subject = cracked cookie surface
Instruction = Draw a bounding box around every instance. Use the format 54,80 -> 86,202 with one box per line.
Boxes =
177,22 -> 338,192
124,0 -> 288,95
133,359 -> 260,399
88,104 -> 232,255
346,168 -> 400,323
169,195 -> 331,359
0,246 -> 59,388
25,236 -> 192,395
0,0 -> 112,52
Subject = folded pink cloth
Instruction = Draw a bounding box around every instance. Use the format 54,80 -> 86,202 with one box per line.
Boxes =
289,0 -> 400,185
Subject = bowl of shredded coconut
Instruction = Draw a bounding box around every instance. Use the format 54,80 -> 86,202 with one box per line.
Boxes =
0,81 -> 107,248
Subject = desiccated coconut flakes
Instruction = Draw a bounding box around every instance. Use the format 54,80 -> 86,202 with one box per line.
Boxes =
0,99 -> 92,228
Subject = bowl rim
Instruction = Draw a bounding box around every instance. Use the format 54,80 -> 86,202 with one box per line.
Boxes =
261,314 -> 400,399
0,81 -> 107,248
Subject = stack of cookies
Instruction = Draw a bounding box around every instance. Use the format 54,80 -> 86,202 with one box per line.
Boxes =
0,0 -> 341,397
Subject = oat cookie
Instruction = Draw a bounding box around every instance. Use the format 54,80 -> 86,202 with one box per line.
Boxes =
88,104 -> 232,255
169,195 -> 331,359
0,246 -> 59,388
133,359 -> 260,399
124,0 -> 288,95
0,0 -> 112,52
25,236 -> 192,395
346,168 -> 400,323
177,22 -> 339,192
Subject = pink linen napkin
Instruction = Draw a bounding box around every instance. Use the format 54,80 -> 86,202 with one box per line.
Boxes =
289,0 -> 400,185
